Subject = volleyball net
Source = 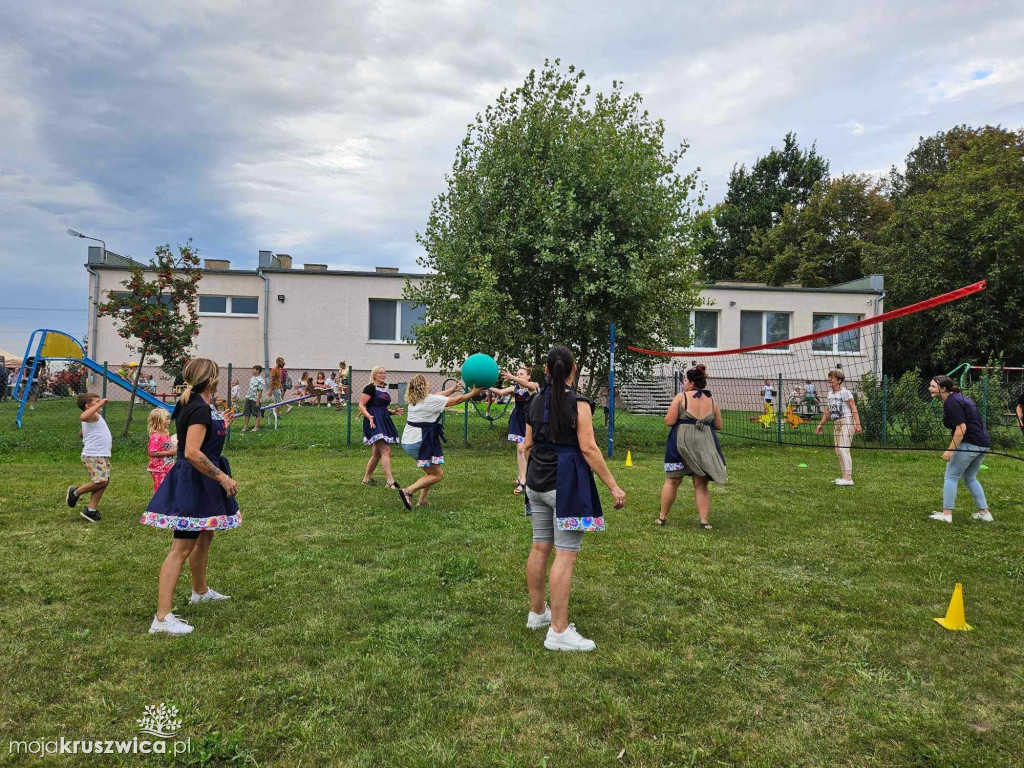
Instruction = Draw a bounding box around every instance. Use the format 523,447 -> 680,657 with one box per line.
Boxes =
610,281 -> 1023,461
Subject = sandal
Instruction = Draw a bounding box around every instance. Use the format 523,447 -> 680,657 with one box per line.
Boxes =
417,501 -> 431,508
699,522 -> 713,530
397,488 -> 413,511
513,482 -> 525,495
657,515 -> 667,526
385,480 -> 401,490
361,478 -> 377,486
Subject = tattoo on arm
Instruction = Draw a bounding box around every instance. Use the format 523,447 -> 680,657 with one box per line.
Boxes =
193,452 -> 224,481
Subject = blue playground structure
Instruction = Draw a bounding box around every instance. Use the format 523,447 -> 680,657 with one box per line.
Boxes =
12,329 -> 172,428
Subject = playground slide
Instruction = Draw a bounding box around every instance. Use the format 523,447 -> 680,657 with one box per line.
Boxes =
79,356 -> 173,411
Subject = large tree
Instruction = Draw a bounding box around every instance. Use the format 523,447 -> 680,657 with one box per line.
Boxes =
874,125 -> 1024,376
406,60 -> 704,394
746,173 -> 893,287
699,132 -> 829,281
97,241 -> 202,436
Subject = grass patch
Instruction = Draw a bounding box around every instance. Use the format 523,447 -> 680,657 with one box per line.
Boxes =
1,399 -> 1022,765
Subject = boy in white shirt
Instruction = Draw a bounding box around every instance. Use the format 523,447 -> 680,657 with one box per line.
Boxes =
66,393 -> 112,522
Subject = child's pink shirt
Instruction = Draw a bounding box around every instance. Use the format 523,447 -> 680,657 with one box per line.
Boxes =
147,432 -> 174,474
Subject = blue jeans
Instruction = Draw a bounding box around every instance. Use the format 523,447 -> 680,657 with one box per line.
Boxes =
943,443 -> 988,511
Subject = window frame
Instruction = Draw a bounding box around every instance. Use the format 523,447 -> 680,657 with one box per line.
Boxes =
740,310 -> 792,352
368,299 -> 422,343
812,312 -> 864,355
671,309 -> 719,352
197,295 -> 260,317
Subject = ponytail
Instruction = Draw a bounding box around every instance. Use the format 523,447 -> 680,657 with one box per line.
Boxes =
931,375 -> 961,394
687,364 -> 708,391
545,346 -> 575,437
180,358 -> 220,404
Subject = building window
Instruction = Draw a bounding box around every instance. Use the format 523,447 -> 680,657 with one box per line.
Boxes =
813,313 -> 862,353
198,295 -> 259,316
740,311 -> 791,350
369,299 -> 424,342
672,310 -> 718,349
110,291 -> 173,308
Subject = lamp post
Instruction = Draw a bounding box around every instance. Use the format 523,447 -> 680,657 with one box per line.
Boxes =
68,228 -> 106,362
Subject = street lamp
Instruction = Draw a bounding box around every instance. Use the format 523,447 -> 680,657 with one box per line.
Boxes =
67,228 -> 105,261
68,228 -> 106,362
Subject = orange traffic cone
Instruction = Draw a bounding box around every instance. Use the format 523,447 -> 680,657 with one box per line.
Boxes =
934,583 -> 972,631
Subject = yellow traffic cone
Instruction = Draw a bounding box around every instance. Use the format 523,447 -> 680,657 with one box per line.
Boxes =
625,451 -> 633,467
934,583 -> 972,631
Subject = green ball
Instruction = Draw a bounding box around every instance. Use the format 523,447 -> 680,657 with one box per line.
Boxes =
461,354 -> 499,389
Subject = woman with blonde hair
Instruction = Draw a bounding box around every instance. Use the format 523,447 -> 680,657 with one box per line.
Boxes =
359,366 -> 403,487
141,358 -> 239,636
397,375 -> 481,509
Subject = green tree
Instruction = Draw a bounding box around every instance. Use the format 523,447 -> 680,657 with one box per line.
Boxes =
97,241 -> 202,437
748,174 -> 893,287
874,125 -> 1024,376
406,60 -> 704,394
699,132 -> 829,281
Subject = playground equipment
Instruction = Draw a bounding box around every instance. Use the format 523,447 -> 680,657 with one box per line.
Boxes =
443,377 -> 511,424
12,329 -> 172,428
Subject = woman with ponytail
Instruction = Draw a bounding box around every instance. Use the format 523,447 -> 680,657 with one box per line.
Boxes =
927,375 -> 993,523
141,358 -> 240,636
658,364 -> 727,528
523,346 -> 626,652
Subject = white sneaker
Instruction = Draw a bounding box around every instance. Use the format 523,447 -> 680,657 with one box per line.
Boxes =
149,612 -> 193,635
527,605 -> 552,630
929,511 -> 953,523
544,623 -> 596,652
972,511 -> 994,522
190,587 -> 230,604
834,479 -> 854,486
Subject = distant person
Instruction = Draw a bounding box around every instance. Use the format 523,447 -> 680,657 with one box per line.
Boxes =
397,376 -> 481,509
815,370 -> 862,486
146,408 -> 176,492
269,357 -> 293,417
28,360 -> 47,409
335,361 -> 349,409
927,376 -> 993,524
0,360 -> 8,402
313,371 -> 326,406
147,375 -> 158,395
658,364 -> 727,529
65,393 -> 112,522
230,379 -> 240,403
489,366 -> 540,494
359,366 -> 403,488
1016,388 -> 1024,437
760,379 -> 775,412
240,365 -> 264,432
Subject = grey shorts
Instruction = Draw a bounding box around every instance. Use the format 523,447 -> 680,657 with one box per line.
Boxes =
243,399 -> 260,417
526,487 -> 584,553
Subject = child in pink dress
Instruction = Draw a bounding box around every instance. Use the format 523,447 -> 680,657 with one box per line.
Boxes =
146,408 -> 176,492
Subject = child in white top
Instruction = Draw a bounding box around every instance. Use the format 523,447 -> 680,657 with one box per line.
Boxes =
67,393 -> 112,522
815,369 -> 862,486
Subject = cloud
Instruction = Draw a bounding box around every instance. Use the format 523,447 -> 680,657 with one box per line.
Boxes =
1,0 -> 1024,353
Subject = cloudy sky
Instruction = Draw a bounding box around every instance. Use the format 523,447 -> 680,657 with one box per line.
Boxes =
1,0 -> 1022,354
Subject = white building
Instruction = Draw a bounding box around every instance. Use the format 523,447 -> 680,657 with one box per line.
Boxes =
84,247 -> 884,382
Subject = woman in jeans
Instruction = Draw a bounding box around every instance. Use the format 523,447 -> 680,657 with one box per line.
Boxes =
523,346 -> 626,652
815,369 -> 862,486
927,376 -> 993,523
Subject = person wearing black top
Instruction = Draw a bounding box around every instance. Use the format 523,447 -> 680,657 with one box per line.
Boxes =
523,346 -> 625,652
926,375 -> 992,523
358,366 -> 403,487
142,358 -> 240,635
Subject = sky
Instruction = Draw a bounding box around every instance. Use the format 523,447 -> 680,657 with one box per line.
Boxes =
1,0 -> 1023,355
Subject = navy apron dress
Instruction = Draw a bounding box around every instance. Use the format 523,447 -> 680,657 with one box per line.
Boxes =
363,386 -> 400,445
141,402 -> 240,533
507,385 -> 533,443
406,419 -> 446,467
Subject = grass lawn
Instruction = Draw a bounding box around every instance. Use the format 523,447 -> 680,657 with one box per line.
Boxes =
1,399 -> 1022,766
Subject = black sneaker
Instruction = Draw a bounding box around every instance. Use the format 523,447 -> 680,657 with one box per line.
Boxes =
80,509 -> 101,523
66,486 -> 80,508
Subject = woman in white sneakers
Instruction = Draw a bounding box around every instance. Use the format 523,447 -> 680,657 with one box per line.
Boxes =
523,346 -> 625,652
815,369 -> 861,486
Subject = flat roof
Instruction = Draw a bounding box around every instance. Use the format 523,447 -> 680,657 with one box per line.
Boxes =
87,263 -> 883,293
